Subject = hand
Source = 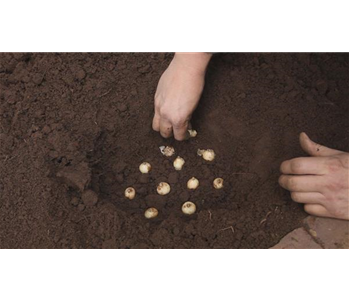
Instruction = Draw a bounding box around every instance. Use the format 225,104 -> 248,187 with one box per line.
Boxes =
152,53 -> 212,141
279,132 -> 349,220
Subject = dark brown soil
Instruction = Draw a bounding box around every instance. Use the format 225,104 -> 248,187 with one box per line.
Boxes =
0,53 -> 348,248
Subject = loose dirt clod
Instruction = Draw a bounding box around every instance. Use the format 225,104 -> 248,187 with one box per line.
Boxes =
56,162 -> 91,192
71,197 -> 80,206
77,204 -> 85,211
81,189 -> 98,207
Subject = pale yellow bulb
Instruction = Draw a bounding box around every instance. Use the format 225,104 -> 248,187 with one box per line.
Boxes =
188,129 -> 197,138
125,187 -> 136,200
182,201 -> 196,215
139,162 -> 151,174
197,149 -> 215,161
160,146 -> 175,157
173,156 -> 185,171
213,178 -> 224,189
144,208 -> 158,219
187,177 -> 199,190
157,182 -> 171,195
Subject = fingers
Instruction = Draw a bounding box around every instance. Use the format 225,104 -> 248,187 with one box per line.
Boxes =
304,204 -> 332,218
300,132 -> 343,157
160,119 -> 190,140
153,102 -> 191,140
280,157 -> 328,175
173,120 -> 190,141
152,111 -> 160,132
290,192 -> 325,204
278,175 -> 325,192
159,118 -> 173,138
156,116 -> 190,140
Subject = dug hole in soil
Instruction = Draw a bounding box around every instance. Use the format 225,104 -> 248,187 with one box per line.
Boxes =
0,53 -> 348,248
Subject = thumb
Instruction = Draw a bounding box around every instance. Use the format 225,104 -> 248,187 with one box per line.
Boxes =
299,132 -> 343,157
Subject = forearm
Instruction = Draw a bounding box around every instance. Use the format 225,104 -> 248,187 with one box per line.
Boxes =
172,52 -> 212,75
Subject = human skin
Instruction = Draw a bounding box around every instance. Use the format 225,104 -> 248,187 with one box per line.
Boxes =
152,54 -> 349,220
279,132 -> 349,220
152,52 -> 212,141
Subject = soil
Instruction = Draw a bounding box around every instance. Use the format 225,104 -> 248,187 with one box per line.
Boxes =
0,53 -> 348,249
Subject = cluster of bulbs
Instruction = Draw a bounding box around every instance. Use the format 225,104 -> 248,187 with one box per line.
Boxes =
124,131 -> 223,219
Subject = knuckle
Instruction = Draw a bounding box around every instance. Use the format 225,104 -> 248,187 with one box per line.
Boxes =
159,107 -> 170,118
323,193 -> 334,202
327,157 -> 342,173
173,122 -> 185,129
172,117 -> 186,128
325,179 -> 341,192
160,112 -> 170,120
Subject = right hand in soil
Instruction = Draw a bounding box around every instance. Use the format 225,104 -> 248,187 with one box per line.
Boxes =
152,53 -> 212,141
279,132 -> 349,220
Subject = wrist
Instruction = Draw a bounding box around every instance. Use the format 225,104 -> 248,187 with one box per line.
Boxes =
172,52 -> 212,75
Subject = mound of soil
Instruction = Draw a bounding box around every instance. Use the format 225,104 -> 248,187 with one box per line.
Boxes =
0,53 -> 348,248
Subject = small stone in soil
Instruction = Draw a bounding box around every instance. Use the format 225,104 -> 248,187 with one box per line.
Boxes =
71,197 -> 80,206
42,125 -> 51,134
77,203 -> 85,211
75,68 -> 86,80
49,150 -> 59,159
81,189 -> 98,207
117,103 -> 128,112
32,73 -> 44,85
